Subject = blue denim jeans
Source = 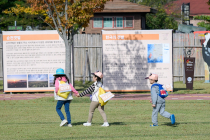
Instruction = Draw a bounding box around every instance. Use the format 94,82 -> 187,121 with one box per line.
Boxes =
56,100 -> 71,124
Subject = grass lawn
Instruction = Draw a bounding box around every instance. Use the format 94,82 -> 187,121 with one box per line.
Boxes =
0,97 -> 209,140
1,80 -> 210,94
173,80 -> 210,94
75,80 -> 210,94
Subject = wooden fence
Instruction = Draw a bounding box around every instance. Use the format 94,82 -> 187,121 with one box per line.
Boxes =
173,33 -> 205,82
0,33 -> 206,82
73,34 -> 102,81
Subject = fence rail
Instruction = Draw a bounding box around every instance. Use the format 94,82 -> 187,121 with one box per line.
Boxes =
0,33 -> 206,82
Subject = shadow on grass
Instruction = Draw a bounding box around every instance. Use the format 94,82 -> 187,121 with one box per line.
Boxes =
114,94 -> 150,98
112,91 -> 150,94
173,88 -> 204,92
109,122 -> 126,126
72,122 -> 84,126
160,121 -> 210,127
72,122 -> 126,126
161,122 -> 182,127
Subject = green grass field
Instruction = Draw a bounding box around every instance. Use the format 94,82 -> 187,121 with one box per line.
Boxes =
75,80 -> 210,94
0,97 -> 209,140
1,80 -> 210,94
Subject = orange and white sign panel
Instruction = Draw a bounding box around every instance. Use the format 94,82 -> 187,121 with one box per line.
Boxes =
3,30 -> 65,92
102,30 -> 173,92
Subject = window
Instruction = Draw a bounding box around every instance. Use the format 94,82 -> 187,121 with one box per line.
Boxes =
92,16 -> 134,28
141,16 -> 145,29
104,17 -> 113,28
93,17 -> 102,28
116,17 -> 123,27
124,17 -> 133,28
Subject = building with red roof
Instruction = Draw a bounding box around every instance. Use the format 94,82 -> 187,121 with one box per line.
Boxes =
166,0 -> 210,26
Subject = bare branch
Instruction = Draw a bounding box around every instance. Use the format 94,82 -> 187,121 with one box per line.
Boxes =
38,16 -> 55,30
44,0 -> 64,40
51,0 -> 65,35
65,0 -> 68,20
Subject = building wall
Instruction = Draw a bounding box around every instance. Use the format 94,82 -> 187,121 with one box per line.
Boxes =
190,19 -> 205,26
176,19 -> 205,26
83,13 -> 144,34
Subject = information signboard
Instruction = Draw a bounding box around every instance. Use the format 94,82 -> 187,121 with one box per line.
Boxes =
3,31 -> 65,92
102,30 -> 173,92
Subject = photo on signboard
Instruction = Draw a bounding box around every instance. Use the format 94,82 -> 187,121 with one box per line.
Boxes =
49,74 -> 54,87
147,44 -> 163,63
7,75 -> 27,88
28,74 -> 48,88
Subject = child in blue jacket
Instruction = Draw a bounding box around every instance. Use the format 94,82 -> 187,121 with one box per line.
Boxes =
145,73 -> 175,127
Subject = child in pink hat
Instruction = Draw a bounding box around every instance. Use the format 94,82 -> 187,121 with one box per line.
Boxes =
76,71 -> 109,127
145,73 -> 175,127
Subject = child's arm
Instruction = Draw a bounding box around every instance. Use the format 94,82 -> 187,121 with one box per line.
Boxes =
55,79 -> 59,94
69,83 -> 79,95
79,83 -> 95,97
151,86 -> 158,106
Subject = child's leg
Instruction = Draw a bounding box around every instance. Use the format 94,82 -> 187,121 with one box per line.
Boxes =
64,100 -> 71,124
159,103 -> 171,118
152,104 -> 161,125
56,100 -> 65,121
98,104 -> 107,122
88,101 -> 99,123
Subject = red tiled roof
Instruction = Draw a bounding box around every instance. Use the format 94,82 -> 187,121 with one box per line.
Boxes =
166,0 -> 210,16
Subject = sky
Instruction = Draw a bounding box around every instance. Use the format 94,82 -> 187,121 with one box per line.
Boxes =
49,74 -> 54,81
28,74 -> 48,81
7,75 -> 27,81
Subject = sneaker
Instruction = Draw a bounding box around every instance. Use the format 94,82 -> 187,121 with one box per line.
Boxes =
83,122 -> 91,126
101,122 -> 109,127
67,124 -> 72,127
60,119 -> 68,127
170,114 -> 175,125
150,124 -> 158,127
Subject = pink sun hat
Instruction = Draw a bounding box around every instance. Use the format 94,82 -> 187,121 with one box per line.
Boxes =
145,73 -> 158,80
91,70 -> 103,79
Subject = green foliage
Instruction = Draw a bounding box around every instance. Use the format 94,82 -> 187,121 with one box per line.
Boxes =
138,0 -> 176,7
146,8 -> 178,30
127,0 -> 176,7
193,1 -> 210,30
0,0 -> 48,31
0,0 -> 24,15
126,0 -> 178,30
194,15 -> 210,30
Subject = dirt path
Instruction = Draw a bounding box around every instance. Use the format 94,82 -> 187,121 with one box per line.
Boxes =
0,93 -> 210,101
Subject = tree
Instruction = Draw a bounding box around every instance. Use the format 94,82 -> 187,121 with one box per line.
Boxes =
193,1 -> 210,30
194,15 -> 210,30
126,0 -> 179,30
22,0 -> 110,83
3,3 -> 51,30
0,0 -> 49,30
146,8 -> 178,30
126,0 -> 176,8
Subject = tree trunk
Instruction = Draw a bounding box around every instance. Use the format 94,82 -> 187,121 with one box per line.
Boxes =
63,37 -> 71,83
69,34 -> 74,86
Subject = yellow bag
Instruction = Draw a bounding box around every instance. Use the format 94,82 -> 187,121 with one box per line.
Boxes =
98,87 -> 108,106
57,81 -> 71,99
